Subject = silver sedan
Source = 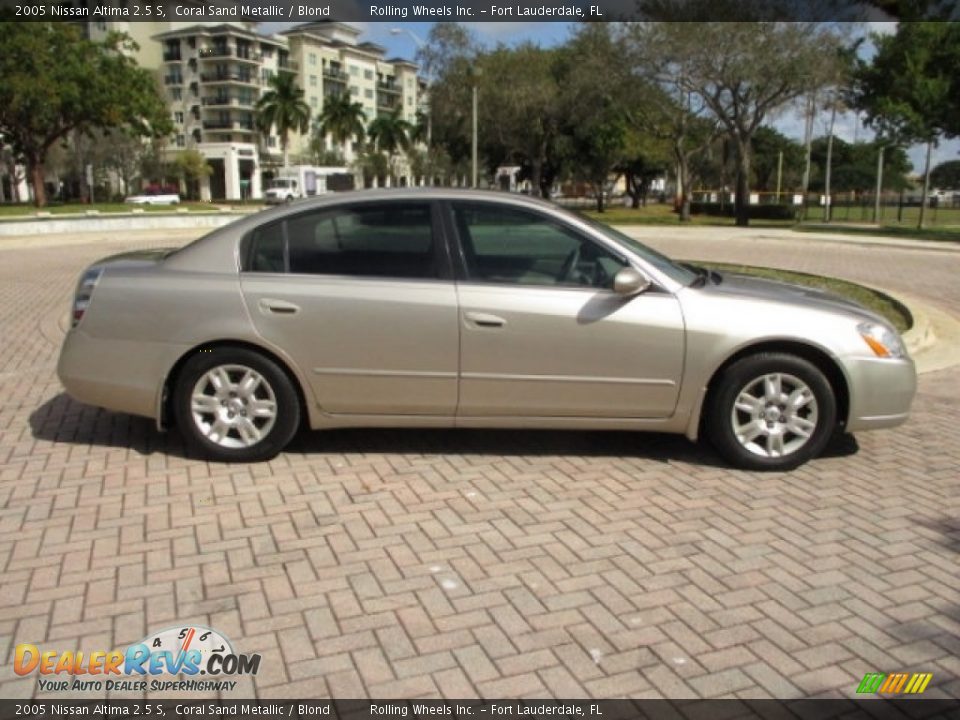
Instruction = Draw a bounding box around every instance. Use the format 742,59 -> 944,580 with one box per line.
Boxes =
57,189 -> 916,470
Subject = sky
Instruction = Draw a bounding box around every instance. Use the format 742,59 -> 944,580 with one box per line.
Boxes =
263,21 -> 960,179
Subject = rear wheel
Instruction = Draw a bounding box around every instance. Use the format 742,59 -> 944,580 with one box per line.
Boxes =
705,353 -> 836,471
174,347 -> 300,462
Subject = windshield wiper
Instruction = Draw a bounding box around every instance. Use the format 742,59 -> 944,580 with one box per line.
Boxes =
682,262 -> 722,287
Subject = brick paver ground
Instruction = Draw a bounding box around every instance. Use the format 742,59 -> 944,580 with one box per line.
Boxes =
0,225 -> 957,700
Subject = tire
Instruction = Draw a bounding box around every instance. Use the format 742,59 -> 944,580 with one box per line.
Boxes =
173,347 -> 300,462
704,353 -> 837,471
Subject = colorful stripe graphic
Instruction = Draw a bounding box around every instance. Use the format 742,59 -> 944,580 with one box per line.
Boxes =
856,672 -> 932,694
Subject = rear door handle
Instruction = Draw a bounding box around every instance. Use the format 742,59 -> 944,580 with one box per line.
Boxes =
260,299 -> 300,315
465,312 -> 506,328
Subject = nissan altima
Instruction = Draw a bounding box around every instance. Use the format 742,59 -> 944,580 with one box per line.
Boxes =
57,189 -> 916,470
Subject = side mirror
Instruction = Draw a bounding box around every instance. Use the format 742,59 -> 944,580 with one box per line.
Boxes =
613,267 -> 651,296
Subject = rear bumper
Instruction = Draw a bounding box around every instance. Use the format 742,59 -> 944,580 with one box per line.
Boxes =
57,329 -> 187,420
843,355 -> 917,432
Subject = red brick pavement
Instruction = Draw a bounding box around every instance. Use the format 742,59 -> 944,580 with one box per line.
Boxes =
0,228 -> 957,700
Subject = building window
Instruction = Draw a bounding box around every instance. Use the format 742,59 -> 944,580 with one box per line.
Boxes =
310,75 -> 317,87
176,135 -> 186,148
262,69 -> 274,81
309,53 -> 317,65
364,88 -> 373,99
350,85 -> 359,96
364,69 -> 374,80
171,88 -> 182,101
174,111 -> 184,123
349,65 -> 359,76
310,97 -> 318,108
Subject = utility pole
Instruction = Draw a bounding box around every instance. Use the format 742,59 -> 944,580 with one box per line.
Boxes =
801,91 -> 816,220
823,101 -> 837,223
874,144 -> 885,223
775,150 -> 783,203
471,71 -> 480,188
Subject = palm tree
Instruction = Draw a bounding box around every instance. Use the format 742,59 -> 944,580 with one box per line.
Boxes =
314,92 -> 367,155
368,109 -> 414,185
368,109 -> 413,157
255,72 -> 310,168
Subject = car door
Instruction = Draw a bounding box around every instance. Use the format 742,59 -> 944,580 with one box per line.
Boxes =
450,201 -> 685,419
239,201 -> 459,416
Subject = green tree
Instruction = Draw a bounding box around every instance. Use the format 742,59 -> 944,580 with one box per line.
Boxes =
367,109 -> 412,157
808,137 -> 912,193
637,22 -> 844,226
930,160 -> 960,189
750,127 -> 805,194
558,25 -> 630,212
255,72 -> 310,168
0,23 -> 172,207
852,22 -> 960,227
416,24 -> 478,184
367,109 -> 413,185
172,149 -> 212,200
313,92 -> 366,155
478,44 -> 565,197
623,24 -> 722,221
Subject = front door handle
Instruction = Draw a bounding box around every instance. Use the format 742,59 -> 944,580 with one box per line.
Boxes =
465,312 -> 506,328
260,298 -> 300,315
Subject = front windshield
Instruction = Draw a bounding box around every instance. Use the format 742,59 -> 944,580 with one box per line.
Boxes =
575,213 -> 698,286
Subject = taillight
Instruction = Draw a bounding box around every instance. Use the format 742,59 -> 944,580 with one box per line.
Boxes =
71,267 -> 103,327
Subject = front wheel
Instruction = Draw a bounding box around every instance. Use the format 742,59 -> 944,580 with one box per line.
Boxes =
173,347 -> 300,462
705,353 -> 837,471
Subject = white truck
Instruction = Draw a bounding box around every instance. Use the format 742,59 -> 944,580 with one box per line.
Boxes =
263,165 -> 352,204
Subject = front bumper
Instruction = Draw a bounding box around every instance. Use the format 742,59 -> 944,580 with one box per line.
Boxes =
843,355 -> 917,432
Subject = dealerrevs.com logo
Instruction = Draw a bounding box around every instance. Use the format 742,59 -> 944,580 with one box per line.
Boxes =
14,625 -> 260,693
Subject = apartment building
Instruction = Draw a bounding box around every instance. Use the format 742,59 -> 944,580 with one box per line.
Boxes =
83,21 -> 422,201
283,22 -> 421,180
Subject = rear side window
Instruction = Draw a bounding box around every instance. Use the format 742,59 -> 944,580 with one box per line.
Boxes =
244,203 -> 438,280
247,222 -> 285,272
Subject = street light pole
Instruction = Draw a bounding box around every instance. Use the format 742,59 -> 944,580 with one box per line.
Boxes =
471,80 -> 478,188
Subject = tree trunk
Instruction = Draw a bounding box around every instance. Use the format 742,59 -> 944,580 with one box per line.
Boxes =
918,140 -> 933,230
595,185 -> 605,213
29,157 -> 46,208
530,159 -> 542,199
282,135 -> 289,168
734,136 -> 751,227
677,151 -> 691,222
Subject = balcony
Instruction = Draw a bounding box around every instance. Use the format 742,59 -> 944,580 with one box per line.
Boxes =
203,120 -> 256,132
377,81 -> 401,95
278,60 -> 299,73
199,47 -> 230,59
323,67 -> 348,83
377,96 -> 400,111
163,50 -> 182,62
199,73 -> 258,85
163,75 -> 183,86
199,47 -> 263,63
201,96 -> 255,108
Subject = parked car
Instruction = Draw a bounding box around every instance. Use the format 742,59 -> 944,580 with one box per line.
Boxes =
57,189 -> 916,470
124,192 -> 180,206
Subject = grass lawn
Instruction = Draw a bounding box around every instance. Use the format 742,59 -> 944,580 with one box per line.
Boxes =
582,202 -> 960,242
0,202 -> 255,217
578,203 -> 795,227
795,222 -> 960,244
689,261 -> 912,334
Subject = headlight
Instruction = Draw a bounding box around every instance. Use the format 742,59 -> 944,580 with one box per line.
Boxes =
858,321 -> 906,359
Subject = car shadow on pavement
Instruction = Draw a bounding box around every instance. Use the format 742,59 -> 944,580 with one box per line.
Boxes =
30,391 -> 860,467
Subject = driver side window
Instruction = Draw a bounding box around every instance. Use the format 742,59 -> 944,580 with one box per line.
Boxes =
452,203 -> 626,289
